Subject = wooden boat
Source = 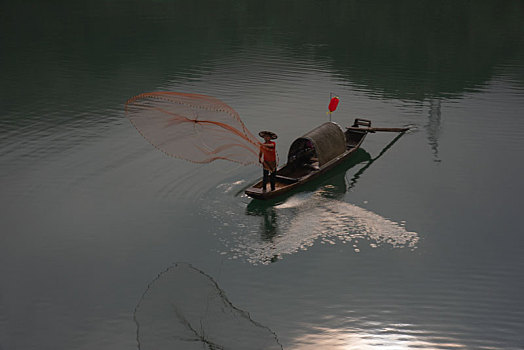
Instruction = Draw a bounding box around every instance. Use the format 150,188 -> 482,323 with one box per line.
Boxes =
245,118 -> 374,200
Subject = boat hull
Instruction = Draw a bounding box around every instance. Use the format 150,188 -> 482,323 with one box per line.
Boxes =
245,124 -> 368,200
244,147 -> 361,199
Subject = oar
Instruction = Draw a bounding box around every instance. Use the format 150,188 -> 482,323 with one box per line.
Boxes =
347,131 -> 406,190
346,126 -> 410,133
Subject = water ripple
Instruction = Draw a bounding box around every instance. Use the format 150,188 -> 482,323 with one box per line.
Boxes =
203,181 -> 418,265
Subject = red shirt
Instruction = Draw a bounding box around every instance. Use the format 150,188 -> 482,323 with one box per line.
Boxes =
260,141 -> 276,162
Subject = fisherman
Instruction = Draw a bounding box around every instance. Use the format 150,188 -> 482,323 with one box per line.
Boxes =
258,131 -> 278,191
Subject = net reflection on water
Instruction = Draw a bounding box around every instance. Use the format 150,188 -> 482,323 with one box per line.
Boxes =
134,263 -> 283,350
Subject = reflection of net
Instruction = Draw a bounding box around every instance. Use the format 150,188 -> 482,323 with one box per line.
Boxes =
125,92 -> 261,165
134,263 -> 283,350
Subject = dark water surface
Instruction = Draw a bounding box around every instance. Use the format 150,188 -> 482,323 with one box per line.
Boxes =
2,1 -> 524,349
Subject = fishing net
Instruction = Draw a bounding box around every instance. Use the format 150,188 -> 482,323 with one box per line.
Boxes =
134,263 -> 283,350
125,92 -> 262,165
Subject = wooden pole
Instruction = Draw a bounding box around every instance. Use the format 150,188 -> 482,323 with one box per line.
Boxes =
346,126 -> 410,133
329,92 -> 332,122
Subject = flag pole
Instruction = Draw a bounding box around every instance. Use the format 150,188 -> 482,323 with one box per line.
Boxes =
329,92 -> 332,122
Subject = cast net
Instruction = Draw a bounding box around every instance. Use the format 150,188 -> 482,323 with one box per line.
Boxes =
125,92 -> 262,165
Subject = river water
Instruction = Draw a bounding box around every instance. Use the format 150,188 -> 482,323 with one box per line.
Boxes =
1,1 -> 524,349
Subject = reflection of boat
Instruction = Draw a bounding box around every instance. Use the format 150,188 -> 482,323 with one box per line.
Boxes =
245,119 -> 372,200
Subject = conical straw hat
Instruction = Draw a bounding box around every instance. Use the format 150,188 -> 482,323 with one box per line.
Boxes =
258,131 -> 278,139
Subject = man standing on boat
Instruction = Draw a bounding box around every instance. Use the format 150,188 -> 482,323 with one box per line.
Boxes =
258,131 -> 278,191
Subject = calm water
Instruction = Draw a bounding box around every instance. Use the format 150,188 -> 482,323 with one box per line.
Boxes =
1,1 -> 524,349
